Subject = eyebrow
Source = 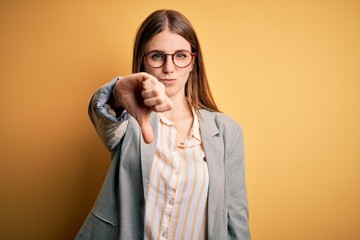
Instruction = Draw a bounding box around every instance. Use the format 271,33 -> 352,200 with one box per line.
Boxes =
147,49 -> 191,53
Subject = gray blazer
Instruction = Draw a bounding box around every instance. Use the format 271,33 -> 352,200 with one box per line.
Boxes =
76,78 -> 250,239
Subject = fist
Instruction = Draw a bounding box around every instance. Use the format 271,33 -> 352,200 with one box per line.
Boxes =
113,72 -> 173,143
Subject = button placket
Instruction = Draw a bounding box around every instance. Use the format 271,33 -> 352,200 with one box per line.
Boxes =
160,227 -> 168,239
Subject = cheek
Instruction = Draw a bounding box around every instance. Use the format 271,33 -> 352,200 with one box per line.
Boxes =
143,64 -> 158,76
181,66 -> 193,78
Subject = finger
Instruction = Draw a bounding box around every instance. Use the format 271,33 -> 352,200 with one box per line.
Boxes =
138,116 -> 154,144
143,95 -> 167,107
152,101 -> 173,112
141,86 -> 161,99
142,76 -> 157,90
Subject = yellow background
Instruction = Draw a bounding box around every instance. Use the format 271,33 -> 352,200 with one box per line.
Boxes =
1,0 -> 359,239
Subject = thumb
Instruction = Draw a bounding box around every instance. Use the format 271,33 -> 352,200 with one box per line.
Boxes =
138,113 -> 154,144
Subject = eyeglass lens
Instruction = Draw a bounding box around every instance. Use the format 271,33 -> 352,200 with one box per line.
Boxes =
145,51 -> 194,68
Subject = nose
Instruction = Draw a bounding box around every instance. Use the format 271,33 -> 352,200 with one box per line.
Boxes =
162,56 -> 175,73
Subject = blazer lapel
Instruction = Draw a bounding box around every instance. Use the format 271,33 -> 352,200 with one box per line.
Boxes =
199,110 -> 224,237
140,112 -> 158,201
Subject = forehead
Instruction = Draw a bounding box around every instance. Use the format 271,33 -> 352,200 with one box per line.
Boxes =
145,29 -> 191,52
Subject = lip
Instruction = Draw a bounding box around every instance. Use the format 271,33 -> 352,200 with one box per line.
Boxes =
160,78 -> 176,84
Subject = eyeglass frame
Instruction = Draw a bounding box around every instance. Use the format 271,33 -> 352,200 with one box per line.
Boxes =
143,50 -> 197,68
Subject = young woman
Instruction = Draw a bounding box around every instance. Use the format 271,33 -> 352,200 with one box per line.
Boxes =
76,9 -> 250,240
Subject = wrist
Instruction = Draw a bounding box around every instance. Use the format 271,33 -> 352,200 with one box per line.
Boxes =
109,78 -> 122,108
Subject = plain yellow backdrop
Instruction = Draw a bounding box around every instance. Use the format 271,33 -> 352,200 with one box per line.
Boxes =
1,0 -> 359,239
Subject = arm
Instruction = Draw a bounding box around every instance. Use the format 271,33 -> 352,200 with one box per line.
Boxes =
88,77 -> 129,151
227,125 -> 251,239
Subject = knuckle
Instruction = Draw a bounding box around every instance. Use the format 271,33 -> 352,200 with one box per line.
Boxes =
157,95 -> 166,104
152,88 -> 160,96
153,105 -> 160,112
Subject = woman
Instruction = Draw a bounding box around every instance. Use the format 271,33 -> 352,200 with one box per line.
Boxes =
76,9 -> 250,240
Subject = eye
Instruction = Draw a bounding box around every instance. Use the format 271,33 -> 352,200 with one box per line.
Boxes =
174,52 -> 189,59
149,52 -> 165,61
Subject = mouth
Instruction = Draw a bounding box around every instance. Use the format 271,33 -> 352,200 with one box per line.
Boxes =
160,78 -> 176,85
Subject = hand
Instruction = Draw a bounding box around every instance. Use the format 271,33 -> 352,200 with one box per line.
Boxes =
113,72 -> 173,143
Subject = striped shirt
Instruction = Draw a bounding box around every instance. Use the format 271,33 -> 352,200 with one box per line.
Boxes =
144,110 -> 209,240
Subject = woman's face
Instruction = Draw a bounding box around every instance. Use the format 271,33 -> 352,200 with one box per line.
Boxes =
143,29 -> 194,100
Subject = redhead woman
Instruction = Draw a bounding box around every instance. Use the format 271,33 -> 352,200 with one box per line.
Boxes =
76,9 -> 250,240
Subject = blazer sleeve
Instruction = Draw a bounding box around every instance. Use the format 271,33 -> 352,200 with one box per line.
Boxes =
88,77 -> 129,151
226,125 -> 251,239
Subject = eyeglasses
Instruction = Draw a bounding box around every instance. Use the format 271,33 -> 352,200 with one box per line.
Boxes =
144,50 -> 196,68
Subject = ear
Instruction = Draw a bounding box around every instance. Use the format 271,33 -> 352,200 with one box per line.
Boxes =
189,61 -> 195,72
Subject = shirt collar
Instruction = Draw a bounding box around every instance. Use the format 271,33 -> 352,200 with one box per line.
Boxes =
158,108 -> 202,146
190,109 -> 201,142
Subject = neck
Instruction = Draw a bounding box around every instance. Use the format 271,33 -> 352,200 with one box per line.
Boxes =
164,96 -> 192,121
